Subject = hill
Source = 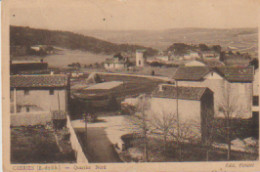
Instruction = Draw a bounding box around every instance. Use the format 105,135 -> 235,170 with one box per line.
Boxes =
10,26 -> 158,57
77,28 -> 258,58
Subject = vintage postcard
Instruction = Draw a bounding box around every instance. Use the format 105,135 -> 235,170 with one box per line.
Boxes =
2,0 -> 260,171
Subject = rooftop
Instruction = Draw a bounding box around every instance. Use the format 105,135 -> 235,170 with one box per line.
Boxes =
11,60 -> 47,64
174,66 -> 211,81
152,85 -> 212,101
11,74 -> 68,88
201,59 -> 225,68
85,81 -> 123,90
216,66 -> 254,82
174,66 -> 254,82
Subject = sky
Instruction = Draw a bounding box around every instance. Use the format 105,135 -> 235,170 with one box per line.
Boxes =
7,0 -> 260,31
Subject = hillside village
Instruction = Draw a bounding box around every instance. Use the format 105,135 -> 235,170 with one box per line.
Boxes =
10,26 -> 259,163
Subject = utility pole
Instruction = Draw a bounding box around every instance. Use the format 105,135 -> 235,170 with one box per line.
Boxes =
57,92 -> 61,111
82,111 -> 88,144
176,80 -> 181,161
14,88 -> 17,114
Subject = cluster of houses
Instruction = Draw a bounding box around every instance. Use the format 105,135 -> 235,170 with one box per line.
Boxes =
121,65 -> 258,141
104,49 -> 146,70
148,49 -> 220,65
104,46 -> 255,72
118,48 -> 259,141
9,45 -> 259,143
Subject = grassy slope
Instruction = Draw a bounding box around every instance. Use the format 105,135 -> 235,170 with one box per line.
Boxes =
10,26 -> 158,56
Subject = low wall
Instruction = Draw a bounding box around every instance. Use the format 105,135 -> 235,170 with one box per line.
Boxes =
96,71 -> 170,81
11,111 -> 52,126
66,115 -> 88,163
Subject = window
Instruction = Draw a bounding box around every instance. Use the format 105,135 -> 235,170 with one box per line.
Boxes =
26,107 -> 30,112
139,60 -> 141,65
253,96 -> 259,106
49,89 -> 54,95
252,112 -> 259,121
24,90 -> 29,95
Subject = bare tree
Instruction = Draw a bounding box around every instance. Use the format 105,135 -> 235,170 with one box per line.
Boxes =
150,111 -> 176,153
125,94 -> 151,162
169,117 -> 199,161
218,85 -> 239,160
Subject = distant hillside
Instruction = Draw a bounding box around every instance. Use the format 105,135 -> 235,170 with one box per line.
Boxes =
78,28 -> 258,58
10,26 -> 158,56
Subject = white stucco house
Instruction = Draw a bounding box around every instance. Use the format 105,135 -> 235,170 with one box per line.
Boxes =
122,85 -> 214,143
150,84 -> 214,142
173,66 -> 254,118
104,54 -> 130,70
10,74 -> 69,113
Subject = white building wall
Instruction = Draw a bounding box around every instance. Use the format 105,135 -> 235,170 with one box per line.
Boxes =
149,97 -> 202,139
226,82 -> 252,118
150,98 -> 201,122
104,63 -> 125,70
136,51 -> 145,67
11,89 -> 67,112
177,74 -> 252,118
115,63 -> 125,69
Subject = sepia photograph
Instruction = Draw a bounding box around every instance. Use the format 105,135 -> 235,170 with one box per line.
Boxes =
2,0 -> 260,171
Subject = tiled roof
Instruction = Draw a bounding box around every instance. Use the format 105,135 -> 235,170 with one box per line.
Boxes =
216,66 -> 254,82
173,65 -> 253,82
225,54 -> 251,59
202,59 -> 225,68
152,85 -> 211,101
11,74 -> 68,88
173,66 -> 211,81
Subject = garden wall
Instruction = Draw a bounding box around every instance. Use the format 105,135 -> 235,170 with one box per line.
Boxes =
11,111 -> 52,126
66,115 -> 88,163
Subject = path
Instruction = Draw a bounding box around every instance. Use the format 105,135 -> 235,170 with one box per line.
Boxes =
72,116 -> 132,163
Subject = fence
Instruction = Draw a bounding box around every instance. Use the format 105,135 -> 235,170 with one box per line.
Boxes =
11,111 -> 52,126
66,115 -> 88,163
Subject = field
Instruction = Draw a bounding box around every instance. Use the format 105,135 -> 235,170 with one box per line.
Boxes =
70,73 -> 166,119
72,73 -> 165,99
